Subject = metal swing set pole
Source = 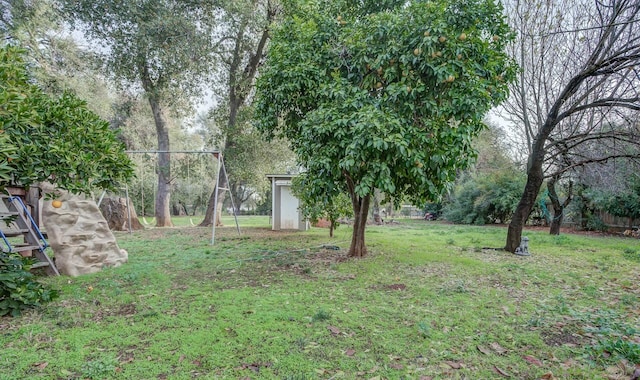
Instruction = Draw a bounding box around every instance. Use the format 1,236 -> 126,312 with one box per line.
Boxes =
211,153 -> 241,245
125,150 -> 240,244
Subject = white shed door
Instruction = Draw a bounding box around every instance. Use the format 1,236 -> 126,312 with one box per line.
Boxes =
280,186 -> 299,229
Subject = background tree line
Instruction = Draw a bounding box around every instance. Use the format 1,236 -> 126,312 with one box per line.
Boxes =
2,0 -> 638,256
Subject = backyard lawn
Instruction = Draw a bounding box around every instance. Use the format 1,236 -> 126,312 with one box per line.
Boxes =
1,217 -> 639,379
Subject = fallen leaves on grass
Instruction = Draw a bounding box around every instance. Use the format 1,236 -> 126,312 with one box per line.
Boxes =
522,354 -> 543,366
236,362 -> 273,373
444,361 -> 463,369
477,345 -> 492,355
344,349 -> 356,357
328,325 -> 341,335
603,361 -> 640,380
539,372 -> 555,379
490,342 -> 508,355
119,357 -> 134,365
493,365 -> 510,377
32,362 -> 48,371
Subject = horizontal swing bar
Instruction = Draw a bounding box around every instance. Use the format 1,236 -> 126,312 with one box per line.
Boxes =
126,150 -> 221,155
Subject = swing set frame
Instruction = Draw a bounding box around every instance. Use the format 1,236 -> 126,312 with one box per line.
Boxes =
124,150 -> 241,245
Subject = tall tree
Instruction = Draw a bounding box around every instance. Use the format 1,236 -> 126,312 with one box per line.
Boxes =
198,0 -> 278,227
1,0 -> 116,117
61,0 -> 217,226
256,0 -> 516,257
502,0 -> 640,251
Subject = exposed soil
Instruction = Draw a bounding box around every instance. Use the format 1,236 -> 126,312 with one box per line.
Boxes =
540,327 -> 585,347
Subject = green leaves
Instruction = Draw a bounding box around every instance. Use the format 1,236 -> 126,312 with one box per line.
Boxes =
60,0 -> 216,103
0,46 -> 134,194
0,251 -> 59,317
256,0 -> 517,252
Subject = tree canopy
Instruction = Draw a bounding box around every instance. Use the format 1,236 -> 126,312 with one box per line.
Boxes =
256,0 -> 517,256
0,45 -> 133,194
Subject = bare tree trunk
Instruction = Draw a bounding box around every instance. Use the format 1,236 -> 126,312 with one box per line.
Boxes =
372,190 -> 382,224
199,168 -> 227,227
503,0 -> 640,252
99,197 -> 144,231
506,155 -> 545,252
148,97 -> 173,227
140,62 -> 172,227
344,170 -> 370,257
548,176 -> 573,235
349,194 -> 370,257
191,197 -> 201,216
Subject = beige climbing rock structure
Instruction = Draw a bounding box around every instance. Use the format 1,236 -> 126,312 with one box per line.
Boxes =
40,184 -> 128,276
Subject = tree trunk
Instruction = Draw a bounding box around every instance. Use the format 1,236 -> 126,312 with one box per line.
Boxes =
200,5 -> 273,226
349,194 -> 370,257
548,176 -> 573,235
141,63 -> 172,227
99,197 -> 144,231
198,158 -> 227,227
344,170 -> 370,257
191,196 -> 201,216
329,219 -> 335,238
548,181 -> 563,235
506,159 -> 544,252
372,190 -> 382,224
151,100 -> 173,227
506,71 -> 587,251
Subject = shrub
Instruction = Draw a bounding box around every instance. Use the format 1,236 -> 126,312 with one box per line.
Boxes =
0,45 -> 133,194
0,251 -> 59,317
585,214 -> 608,232
443,168 -> 528,225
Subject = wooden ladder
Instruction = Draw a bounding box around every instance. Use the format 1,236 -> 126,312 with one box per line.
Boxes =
0,193 -> 59,276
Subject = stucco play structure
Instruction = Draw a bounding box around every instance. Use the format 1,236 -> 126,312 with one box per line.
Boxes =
39,183 -> 128,276
1,184 -> 128,277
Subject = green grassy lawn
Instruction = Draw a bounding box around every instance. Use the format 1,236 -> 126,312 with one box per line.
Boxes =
2,217 -> 639,379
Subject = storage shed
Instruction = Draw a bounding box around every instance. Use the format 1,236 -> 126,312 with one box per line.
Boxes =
266,174 -> 308,231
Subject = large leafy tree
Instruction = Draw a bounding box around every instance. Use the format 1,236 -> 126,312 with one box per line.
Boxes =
256,0 -> 516,257
0,45 -> 133,194
198,0 -> 280,227
61,0 -> 217,226
2,0 -> 122,125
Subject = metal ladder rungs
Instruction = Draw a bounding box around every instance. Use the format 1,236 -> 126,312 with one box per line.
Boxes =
1,194 -> 59,276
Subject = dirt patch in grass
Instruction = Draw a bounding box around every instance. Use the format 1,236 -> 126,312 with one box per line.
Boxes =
383,283 -> 407,291
305,248 -> 351,264
116,303 -> 137,317
92,302 -> 138,323
540,327 -> 584,347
